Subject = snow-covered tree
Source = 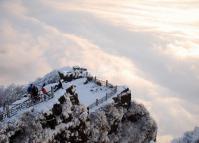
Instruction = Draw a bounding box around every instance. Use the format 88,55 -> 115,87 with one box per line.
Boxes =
0,84 -> 25,107
172,127 -> 199,143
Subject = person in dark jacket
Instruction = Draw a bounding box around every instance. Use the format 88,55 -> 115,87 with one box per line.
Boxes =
32,85 -> 39,97
28,84 -> 39,101
54,80 -> 63,92
27,84 -> 33,94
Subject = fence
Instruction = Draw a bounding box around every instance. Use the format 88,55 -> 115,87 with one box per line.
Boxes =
87,76 -> 114,88
87,86 -> 121,110
0,75 -> 125,121
0,89 -> 54,122
0,74 -> 91,122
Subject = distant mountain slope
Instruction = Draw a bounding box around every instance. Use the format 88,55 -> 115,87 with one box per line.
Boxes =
172,127 -> 199,143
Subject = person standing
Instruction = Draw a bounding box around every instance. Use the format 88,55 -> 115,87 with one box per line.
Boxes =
41,83 -> 50,100
27,84 -> 33,95
32,84 -> 39,100
28,84 -> 39,101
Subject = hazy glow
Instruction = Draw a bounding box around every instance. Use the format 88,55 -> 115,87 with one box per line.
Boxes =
166,42 -> 199,58
176,47 -> 199,57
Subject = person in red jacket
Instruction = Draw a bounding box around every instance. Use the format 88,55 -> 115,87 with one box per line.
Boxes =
42,83 -> 50,100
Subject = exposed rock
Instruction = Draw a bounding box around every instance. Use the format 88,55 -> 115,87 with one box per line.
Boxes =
86,76 -> 93,82
113,89 -> 131,108
66,85 -> 80,105
58,68 -> 85,82
96,80 -> 102,86
69,94 -> 80,105
52,104 -> 62,116
58,95 -> 66,104
41,112 -> 57,129
66,85 -> 75,95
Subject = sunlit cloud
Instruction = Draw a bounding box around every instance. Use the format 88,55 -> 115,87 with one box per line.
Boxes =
167,44 -> 199,58
44,0 -> 199,39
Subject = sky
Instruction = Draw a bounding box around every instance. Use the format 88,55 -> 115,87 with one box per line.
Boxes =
0,0 -> 199,142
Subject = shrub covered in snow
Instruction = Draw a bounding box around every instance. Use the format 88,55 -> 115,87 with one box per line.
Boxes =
89,101 -> 157,143
0,89 -> 157,143
0,84 -> 25,107
0,112 -> 44,143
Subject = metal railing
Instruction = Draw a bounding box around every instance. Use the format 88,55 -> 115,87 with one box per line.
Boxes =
0,73 -> 89,122
88,86 -> 122,110
0,90 -> 54,122
0,75 -> 127,121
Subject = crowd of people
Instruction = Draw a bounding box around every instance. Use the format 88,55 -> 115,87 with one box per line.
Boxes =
27,80 -> 63,102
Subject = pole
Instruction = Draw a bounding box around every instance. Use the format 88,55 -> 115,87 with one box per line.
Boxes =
96,98 -> 99,106
106,80 -> 108,86
106,93 -> 108,101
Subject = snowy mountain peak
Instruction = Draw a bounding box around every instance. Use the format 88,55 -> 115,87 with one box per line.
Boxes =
0,66 -> 157,143
0,66 -> 124,122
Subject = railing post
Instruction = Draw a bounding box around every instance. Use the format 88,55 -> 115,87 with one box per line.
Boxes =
6,105 -> 10,118
106,80 -> 108,86
51,87 -> 54,97
96,98 -> 99,106
106,93 -> 108,101
7,111 -> 10,118
0,113 -> 3,121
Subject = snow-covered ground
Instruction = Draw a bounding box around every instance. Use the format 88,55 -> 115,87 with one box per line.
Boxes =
89,85 -> 127,112
2,69 -> 125,123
